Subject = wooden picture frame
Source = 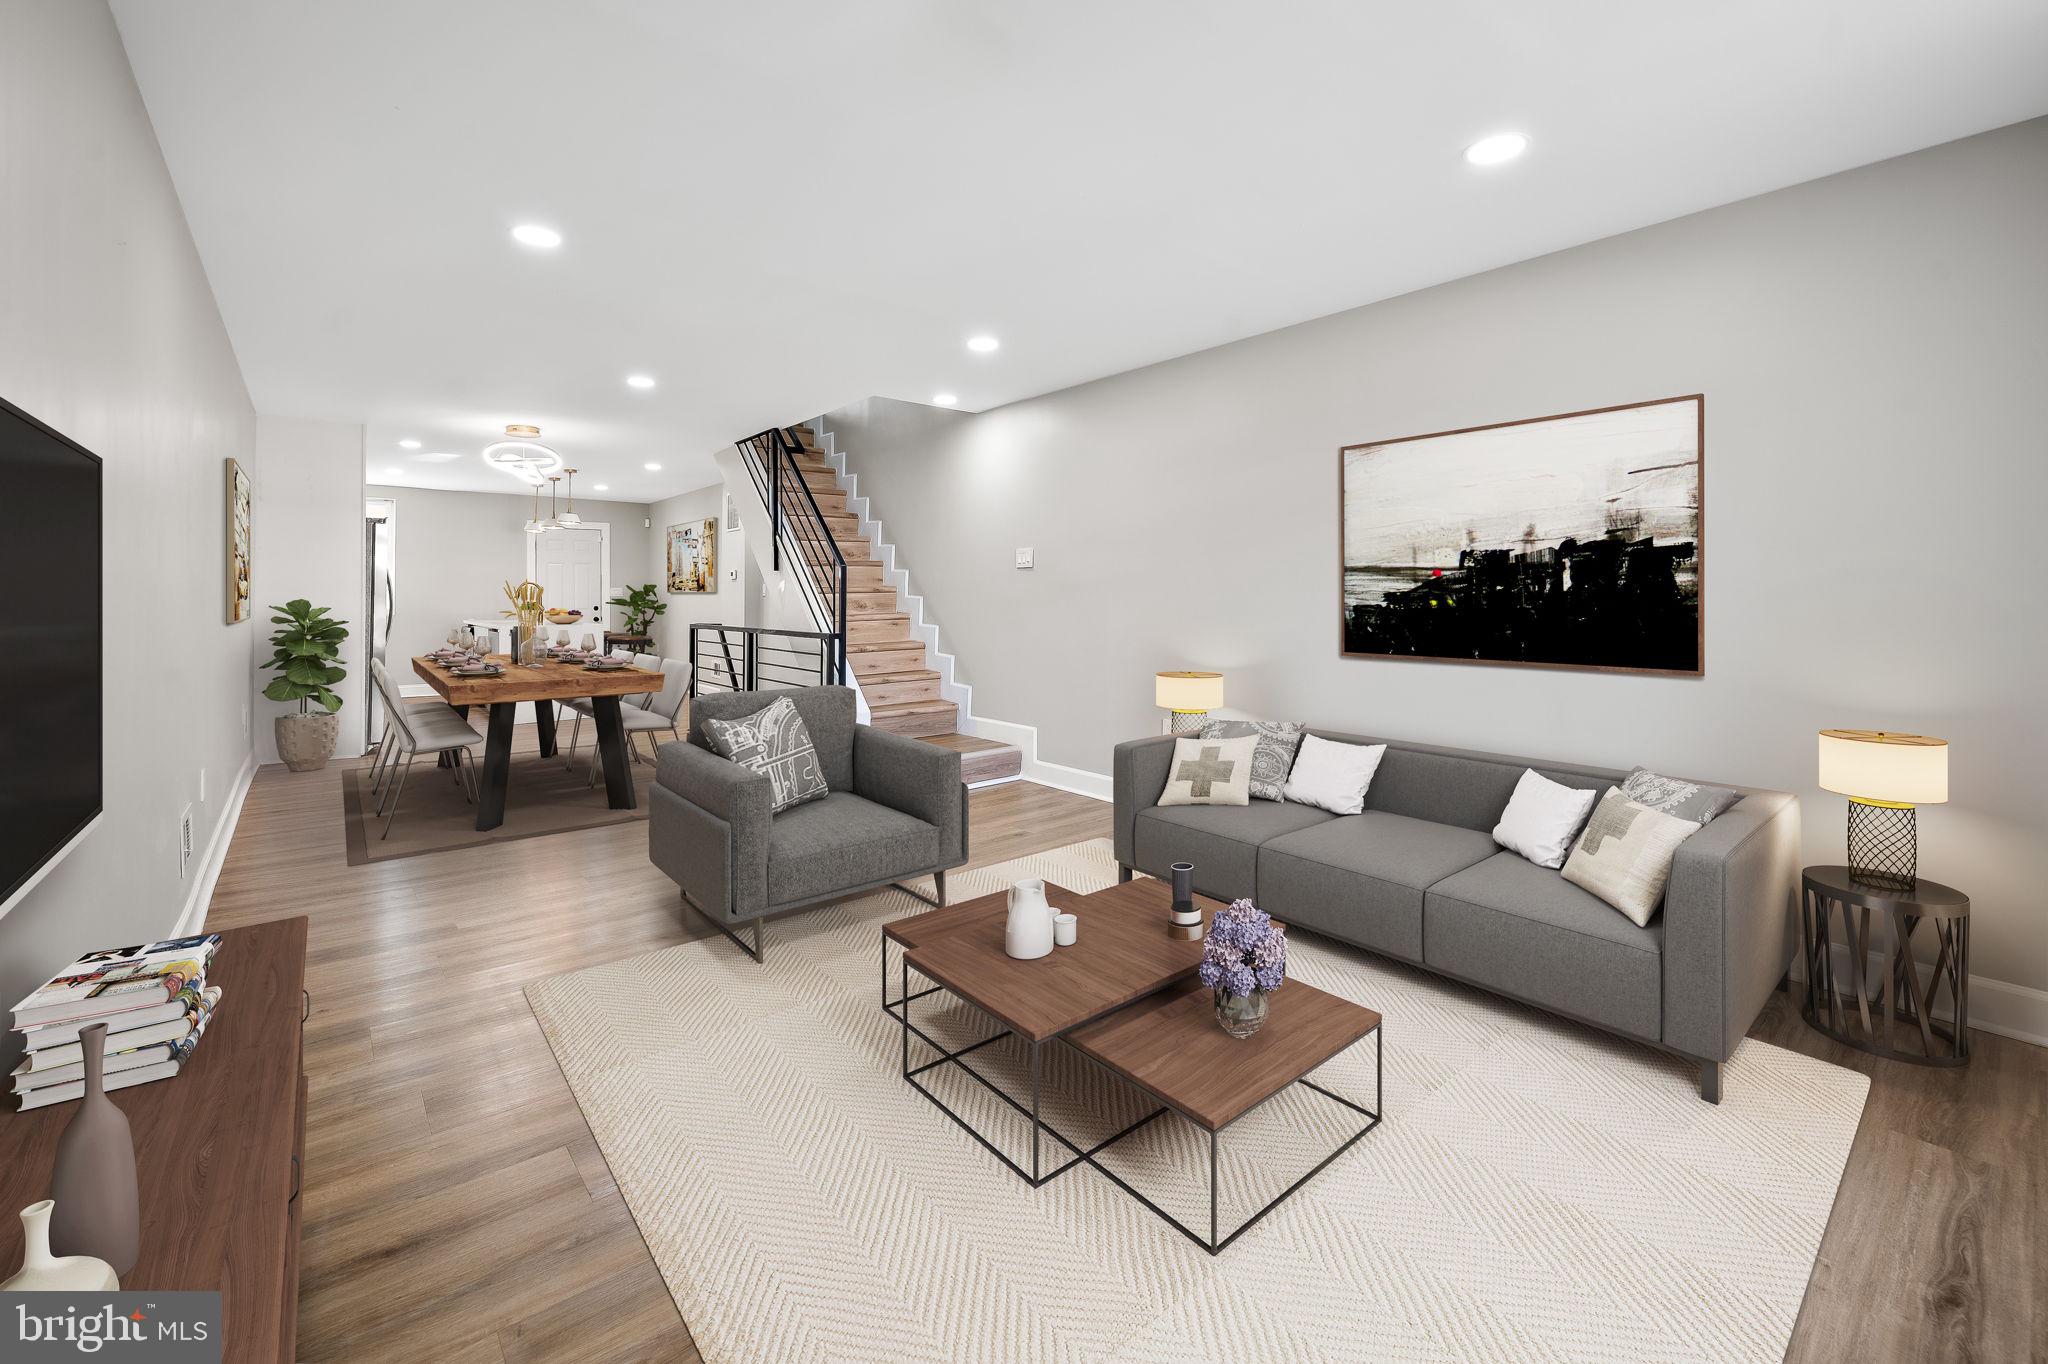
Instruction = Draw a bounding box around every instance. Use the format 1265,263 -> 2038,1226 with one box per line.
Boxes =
1339,394 -> 1703,676
226,456 -> 253,623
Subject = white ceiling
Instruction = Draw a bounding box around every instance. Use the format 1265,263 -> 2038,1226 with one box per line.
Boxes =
114,1 -> 2048,499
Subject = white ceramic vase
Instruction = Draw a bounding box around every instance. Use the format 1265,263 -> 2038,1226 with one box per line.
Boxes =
2,1201 -> 119,1292
1004,879 -> 1055,960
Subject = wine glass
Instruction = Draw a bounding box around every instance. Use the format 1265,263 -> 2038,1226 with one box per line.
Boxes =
581,633 -> 597,654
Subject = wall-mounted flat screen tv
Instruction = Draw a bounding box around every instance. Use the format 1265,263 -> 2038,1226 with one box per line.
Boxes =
0,397 -> 103,913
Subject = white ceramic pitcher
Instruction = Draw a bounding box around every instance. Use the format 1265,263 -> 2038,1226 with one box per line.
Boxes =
1004,879 -> 1055,960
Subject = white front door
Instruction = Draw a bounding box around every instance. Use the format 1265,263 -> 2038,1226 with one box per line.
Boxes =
530,526 -> 606,644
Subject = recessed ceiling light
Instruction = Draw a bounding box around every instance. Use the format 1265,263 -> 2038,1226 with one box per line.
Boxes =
644,463 -> 662,472
511,224 -> 563,248
932,393 -> 959,407
398,438 -> 421,450
593,484 -> 609,491
966,335 -> 999,353
1463,132 -> 1528,167
625,374 -> 656,390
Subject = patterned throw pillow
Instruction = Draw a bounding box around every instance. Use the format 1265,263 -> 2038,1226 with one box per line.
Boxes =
1157,735 -> 1256,807
1620,766 -> 1742,825
1561,788 -> 1701,927
701,697 -> 829,815
1199,719 -> 1306,801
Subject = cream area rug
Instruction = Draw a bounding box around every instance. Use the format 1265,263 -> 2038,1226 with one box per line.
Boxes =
525,839 -> 1868,1364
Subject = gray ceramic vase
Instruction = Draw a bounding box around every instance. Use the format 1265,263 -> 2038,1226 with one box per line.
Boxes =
48,1022 -> 140,1277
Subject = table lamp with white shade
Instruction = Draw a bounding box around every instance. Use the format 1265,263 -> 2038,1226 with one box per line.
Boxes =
1817,728 -> 1948,892
1155,671 -> 1224,735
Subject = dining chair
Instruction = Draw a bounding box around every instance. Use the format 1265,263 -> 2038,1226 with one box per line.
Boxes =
562,653 -> 663,769
586,658 -> 692,785
366,660 -> 486,839
367,658 -> 475,794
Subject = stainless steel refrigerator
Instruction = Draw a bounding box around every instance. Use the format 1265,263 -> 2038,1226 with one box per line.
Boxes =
363,498 -> 395,750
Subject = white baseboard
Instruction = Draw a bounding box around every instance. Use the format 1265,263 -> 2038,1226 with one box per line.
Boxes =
175,752 -> 255,937
1794,943 -> 2047,1049
970,717 -> 1112,803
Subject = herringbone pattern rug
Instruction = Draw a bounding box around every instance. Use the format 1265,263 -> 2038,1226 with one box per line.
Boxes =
526,839 -> 1867,1363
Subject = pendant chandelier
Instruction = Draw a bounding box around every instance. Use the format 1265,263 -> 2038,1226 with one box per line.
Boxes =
522,481 -> 547,535
558,468 -> 582,527
485,423 -> 562,485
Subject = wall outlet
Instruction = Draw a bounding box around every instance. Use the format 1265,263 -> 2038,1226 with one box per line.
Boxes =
241,701 -> 250,737
1015,547 -> 1035,569
199,767 -> 208,804
178,805 -> 195,880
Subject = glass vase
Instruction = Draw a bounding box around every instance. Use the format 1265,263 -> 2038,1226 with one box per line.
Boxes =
1214,988 -> 1269,1040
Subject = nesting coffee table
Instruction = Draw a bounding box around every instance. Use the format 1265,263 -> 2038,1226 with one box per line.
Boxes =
883,878 -> 1383,1253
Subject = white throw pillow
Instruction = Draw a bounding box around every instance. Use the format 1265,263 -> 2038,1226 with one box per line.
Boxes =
1281,735 -> 1387,815
1157,735 -> 1257,807
1561,787 -> 1702,927
1493,769 -> 1600,869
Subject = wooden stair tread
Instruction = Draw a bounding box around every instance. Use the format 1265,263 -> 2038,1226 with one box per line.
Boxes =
869,698 -> 954,714
920,734 -> 1014,754
849,638 -> 923,653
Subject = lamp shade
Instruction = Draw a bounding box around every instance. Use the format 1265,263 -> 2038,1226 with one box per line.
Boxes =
1818,729 -> 1948,805
1155,671 -> 1224,713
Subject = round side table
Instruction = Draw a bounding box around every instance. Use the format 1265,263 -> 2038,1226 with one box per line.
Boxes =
1800,865 -> 1970,1066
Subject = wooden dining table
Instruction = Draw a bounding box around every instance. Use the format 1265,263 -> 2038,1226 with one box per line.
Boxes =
411,654 -> 661,831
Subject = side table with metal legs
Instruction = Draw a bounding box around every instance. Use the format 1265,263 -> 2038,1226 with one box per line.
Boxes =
1799,865 -> 1970,1066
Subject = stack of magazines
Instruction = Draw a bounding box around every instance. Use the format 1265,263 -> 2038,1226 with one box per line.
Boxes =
9,934 -> 224,1111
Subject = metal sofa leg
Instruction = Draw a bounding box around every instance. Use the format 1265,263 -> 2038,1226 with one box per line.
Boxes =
1118,863 -> 1133,884
679,891 -> 764,962
934,869 -> 946,907
1698,1059 -> 1722,1104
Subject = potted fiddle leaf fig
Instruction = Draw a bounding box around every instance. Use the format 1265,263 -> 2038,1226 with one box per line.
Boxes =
605,583 -> 666,636
263,599 -> 349,772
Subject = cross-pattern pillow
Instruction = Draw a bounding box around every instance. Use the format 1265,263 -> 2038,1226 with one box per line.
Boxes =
1561,787 -> 1701,927
1620,766 -> 1742,825
701,696 -> 829,815
1199,719 -> 1306,801
1157,735 -> 1256,807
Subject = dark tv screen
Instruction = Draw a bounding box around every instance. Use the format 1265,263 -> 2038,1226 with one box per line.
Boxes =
1,397 -> 103,907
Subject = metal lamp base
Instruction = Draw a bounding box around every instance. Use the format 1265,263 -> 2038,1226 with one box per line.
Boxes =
1847,799 -> 1917,892
1167,710 -> 1208,735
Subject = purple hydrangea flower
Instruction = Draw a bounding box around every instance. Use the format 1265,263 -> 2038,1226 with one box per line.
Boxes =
1199,898 -> 1286,1000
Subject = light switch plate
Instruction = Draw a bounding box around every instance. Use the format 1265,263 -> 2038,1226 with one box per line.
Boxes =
1015,547 -> 1034,569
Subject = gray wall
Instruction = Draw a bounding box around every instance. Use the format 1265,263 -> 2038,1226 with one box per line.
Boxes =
0,1 -> 258,1061
645,484 -> 741,663
824,118 -> 2048,998
253,415 -> 366,762
363,484 -> 652,663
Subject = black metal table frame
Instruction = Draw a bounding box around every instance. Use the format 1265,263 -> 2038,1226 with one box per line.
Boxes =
886,944 -> 1384,1254
442,695 -> 637,832
1800,873 -> 1970,1066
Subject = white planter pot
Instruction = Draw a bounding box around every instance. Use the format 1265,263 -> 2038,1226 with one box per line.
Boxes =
275,710 -> 340,772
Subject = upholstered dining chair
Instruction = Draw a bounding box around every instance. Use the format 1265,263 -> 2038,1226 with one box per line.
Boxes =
582,658 -> 691,783
562,655 -> 683,770
366,658 -> 486,839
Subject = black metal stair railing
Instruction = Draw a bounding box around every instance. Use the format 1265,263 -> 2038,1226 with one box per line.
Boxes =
687,624 -> 841,697
735,427 -> 848,684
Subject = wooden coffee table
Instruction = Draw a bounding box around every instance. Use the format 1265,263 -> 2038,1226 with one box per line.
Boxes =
885,878 -> 1383,1253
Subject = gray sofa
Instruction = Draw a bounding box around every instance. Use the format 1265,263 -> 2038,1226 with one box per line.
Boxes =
649,686 -> 967,959
1113,730 -> 1799,1101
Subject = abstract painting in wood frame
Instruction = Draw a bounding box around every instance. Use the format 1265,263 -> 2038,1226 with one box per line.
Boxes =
1340,395 -> 1703,675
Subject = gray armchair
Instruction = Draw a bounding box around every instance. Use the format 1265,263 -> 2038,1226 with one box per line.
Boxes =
648,685 -> 967,960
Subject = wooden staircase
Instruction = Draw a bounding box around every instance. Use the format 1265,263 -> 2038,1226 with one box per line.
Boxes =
783,425 -> 1022,785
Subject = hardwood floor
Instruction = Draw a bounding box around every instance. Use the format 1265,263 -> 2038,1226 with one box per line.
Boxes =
205,736 -> 1105,1363
207,744 -> 2041,1362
